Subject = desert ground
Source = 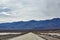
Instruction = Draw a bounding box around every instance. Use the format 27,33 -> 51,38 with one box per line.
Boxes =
0,32 -> 60,40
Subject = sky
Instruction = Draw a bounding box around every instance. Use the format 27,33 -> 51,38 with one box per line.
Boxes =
0,0 -> 60,23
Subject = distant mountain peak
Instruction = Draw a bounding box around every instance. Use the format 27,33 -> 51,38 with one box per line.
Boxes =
52,18 -> 60,20
0,18 -> 60,30
28,20 -> 37,22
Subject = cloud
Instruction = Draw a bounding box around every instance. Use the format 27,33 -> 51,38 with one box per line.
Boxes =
1,12 -> 11,16
0,0 -> 10,3
0,4 -> 17,17
0,0 -> 60,23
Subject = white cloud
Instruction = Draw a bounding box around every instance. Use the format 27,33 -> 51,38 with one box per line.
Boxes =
1,12 -> 11,16
0,0 -> 60,23
0,0 -> 10,3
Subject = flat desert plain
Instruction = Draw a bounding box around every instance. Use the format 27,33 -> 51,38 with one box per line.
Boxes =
0,32 -> 60,40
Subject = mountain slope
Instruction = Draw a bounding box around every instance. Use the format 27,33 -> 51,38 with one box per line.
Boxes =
0,18 -> 60,30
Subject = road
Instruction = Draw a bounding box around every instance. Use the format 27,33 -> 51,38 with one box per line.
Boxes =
9,32 -> 45,40
0,32 -> 60,40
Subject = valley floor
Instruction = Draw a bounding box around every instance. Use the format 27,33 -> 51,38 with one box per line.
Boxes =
0,32 -> 60,40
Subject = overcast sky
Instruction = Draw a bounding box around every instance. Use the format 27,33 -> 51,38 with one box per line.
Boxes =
0,0 -> 60,23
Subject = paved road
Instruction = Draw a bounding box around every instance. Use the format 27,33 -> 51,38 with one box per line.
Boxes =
9,33 -> 45,40
0,32 -> 45,40
0,32 -> 60,40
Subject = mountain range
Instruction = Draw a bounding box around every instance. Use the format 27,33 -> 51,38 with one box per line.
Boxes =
0,18 -> 60,30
